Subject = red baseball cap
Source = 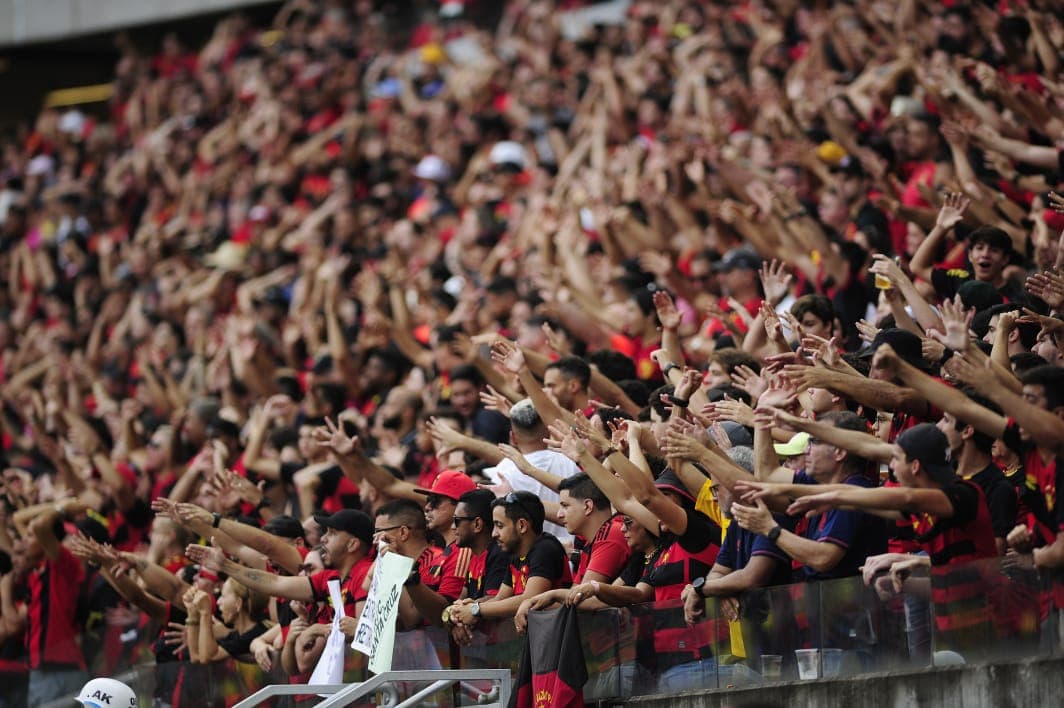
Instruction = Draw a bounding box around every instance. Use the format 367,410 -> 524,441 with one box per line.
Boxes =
415,469 -> 476,501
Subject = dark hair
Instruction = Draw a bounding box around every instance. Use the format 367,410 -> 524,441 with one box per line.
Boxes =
819,410 -> 873,474
546,356 -> 591,389
955,389 -> 1000,454
705,385 -> 752,405
434,323 -> 464,344
492,491 -> 545,534
449,364 -> 483,387
419,406 -> 465,428
588,350 -> 636,382
557,473 -> 609,510
791,294 -> 835,328
457,488 -> 496,527
1009,352 -> 1048,374
1019,365 -> 1064,411
647,384 -> 674,419
596,406 -> 634,431
616,379 -> 650,407
376,499 -> 427,532
711,348 -> 761,375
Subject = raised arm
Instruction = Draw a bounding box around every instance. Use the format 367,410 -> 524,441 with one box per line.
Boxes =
774,408 -> 894,463
544,422 -> 659,534
312,420 -> 425,503
783,364 -> 928,417
874,345 -> 1006,440
186,541 -> 314,603
909,193 -> 969,285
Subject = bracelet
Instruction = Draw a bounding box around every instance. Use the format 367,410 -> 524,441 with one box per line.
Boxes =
666,395 -> 689,409
662,362 -> 680,379
600,446 -> 619,458
939,348 -> 956,366
767,525 -> 783,543
785,208 -> 808,220
212,513 -> 223,529
185,620 -> 200,626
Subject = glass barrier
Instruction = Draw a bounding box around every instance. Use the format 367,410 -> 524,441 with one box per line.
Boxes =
24,556 -> 1064,706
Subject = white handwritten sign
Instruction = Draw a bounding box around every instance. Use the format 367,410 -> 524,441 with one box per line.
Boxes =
350,552 -> 413,674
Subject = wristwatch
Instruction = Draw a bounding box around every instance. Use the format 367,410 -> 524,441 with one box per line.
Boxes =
441,607 -> 452,625
767,525 -> 783,543
691,576 -> 708,598
470,602 -> 481,618
662,362 -> 680,380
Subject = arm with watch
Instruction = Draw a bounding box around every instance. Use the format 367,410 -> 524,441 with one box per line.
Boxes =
730,500 -> 846,574
655,352 -> 713,422
169,501 -> 302,574
447,575 -> 555,625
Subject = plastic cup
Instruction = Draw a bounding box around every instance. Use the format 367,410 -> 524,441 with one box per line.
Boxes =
874,273 -> 893,289
760,654 -> 782,681
795,648 -> 820,680
822,648 -> 843,677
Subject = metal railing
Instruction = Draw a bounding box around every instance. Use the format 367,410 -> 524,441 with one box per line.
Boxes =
232,668 -> 511,708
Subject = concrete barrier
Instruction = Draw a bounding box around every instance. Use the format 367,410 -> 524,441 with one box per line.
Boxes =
625,656 -> 1064,708
0,0 -> 278,47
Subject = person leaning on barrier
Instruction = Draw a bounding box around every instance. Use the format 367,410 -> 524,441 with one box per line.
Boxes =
513,473 -> 630,626
444,491 -> 571,637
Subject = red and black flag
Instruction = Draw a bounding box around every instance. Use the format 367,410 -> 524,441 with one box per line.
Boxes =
509,605 -> 587,708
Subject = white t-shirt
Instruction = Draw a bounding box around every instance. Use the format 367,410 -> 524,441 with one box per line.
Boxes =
484,449 -> 581,544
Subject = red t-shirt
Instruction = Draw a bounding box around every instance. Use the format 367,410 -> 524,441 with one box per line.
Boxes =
27,546 -> 86,669
430,542 -> 469,601
307,556 -> 373,624
609,334 -> 661,381
573,515 -> 630,584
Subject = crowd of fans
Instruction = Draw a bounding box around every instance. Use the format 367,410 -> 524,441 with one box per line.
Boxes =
1,0 -> 1064,704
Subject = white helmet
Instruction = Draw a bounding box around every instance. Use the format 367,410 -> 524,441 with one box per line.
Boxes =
75,678 -> 138,708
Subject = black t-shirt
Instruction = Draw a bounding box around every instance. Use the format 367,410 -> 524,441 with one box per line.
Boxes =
506,533 -> 572,594
640,506 -> 720,595
217,621 -> 270,661
967,463 -> 1018,540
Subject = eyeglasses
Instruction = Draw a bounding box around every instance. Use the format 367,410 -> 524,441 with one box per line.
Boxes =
452,515 -> 477,526
372,524 -> 407,535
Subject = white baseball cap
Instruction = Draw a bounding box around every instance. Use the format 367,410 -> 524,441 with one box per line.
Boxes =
488,140 -> 527,169
76,677 -> 138,708
413,154 -> 452,182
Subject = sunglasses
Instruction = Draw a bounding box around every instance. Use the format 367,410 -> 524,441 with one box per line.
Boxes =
504,492 -> 537,521
372,524 -> 407,535
452,515 -> 477,526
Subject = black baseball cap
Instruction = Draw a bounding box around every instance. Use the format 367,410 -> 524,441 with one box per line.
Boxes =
712,248 -> 762,272
957,280 -> 1003,314
263,514 -> 306,542
896,423 -> 956,485
313,509 -> 373,545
